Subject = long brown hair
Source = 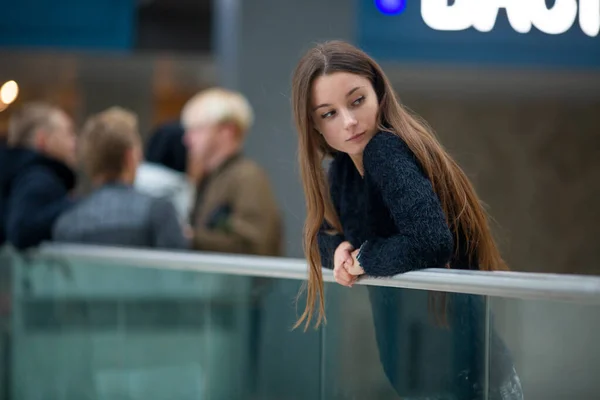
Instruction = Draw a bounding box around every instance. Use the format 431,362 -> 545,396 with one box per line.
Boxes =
291,41 -> 507,330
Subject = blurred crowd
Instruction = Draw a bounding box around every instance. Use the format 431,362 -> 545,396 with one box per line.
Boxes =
0,88 -> 283,257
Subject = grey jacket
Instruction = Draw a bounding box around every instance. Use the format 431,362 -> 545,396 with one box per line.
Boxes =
53,184 -> 189,250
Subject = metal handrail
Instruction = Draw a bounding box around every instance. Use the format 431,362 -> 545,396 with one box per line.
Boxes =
25,243 -> 600,304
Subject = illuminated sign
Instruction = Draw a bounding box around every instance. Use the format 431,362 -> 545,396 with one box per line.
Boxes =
361,0 -> 600,67
375,0 -> 407,15
421,0 -> 599,36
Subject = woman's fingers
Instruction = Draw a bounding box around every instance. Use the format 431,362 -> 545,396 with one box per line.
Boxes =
345,261 -> 364,276
343,252 -> 353,266
333,249 -> 359,287
334,264 -> 356,287
344,250 -> 365,276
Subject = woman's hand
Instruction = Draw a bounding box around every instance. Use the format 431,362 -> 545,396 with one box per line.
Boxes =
345,249 -> 365,276
333,241 -> 356,287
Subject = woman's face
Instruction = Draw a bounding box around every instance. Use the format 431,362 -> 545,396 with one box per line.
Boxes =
311,72 -> 379,157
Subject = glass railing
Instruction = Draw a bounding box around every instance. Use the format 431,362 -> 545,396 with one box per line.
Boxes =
1,244 -> 599,400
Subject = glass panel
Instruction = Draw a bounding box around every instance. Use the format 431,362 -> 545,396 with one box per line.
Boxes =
490,296 -> 600,400
6,245 -> 600,400
322,283 -> 496,400
6,250 -> 321,400
0,251 -> 11,400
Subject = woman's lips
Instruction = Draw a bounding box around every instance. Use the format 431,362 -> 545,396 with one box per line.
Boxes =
347,132 -> 365,142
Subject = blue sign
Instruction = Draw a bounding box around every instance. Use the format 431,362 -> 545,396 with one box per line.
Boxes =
0,0 -> 135,51
357,0 -> 600,69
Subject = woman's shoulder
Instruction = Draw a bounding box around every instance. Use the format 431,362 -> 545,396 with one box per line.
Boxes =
365,131 -> 411,158
364,131 -> 416,172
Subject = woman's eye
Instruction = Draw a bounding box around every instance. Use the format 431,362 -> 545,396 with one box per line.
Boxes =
321,110 -> 335,119
352,96 -> 365,106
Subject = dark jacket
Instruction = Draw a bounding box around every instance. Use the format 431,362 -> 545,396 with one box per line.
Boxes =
318,132 -> 516,399
0,146 -> 76,249
53,183 -> 189,250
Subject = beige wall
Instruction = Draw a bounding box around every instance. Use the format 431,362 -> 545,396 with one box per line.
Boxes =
0,52 -> 215,138
406,96 -> 600,275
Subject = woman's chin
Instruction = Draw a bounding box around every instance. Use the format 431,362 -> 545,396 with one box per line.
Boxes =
343,141 -> 368,157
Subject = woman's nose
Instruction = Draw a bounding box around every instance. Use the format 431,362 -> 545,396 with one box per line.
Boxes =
341,109 -> 357,130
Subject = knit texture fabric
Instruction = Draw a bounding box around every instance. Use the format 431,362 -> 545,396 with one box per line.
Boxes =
318,131 -> 455,276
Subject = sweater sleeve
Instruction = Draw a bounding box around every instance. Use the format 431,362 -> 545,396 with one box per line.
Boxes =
358,132 -> 453,277
317,157 -> 346,270
317,222 -> 345,270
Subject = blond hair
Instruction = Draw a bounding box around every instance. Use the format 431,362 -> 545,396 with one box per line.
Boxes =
182,88 -> 254,134
7,102 -> 60,147
292,41 -> 508,330
79,107 -> 140,182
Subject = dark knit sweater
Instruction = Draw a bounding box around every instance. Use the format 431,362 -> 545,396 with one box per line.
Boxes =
318,130 -> 457,275
317,131 -> 517,398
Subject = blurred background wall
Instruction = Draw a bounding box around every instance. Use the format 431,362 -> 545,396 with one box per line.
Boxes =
1,0 -> 599,275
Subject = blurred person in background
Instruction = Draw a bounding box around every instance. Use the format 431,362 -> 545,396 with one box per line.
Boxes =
182,88 -> 282,256
183,89 -> 282,396
135,121 -> 195,223
53,107 -> 188,250
0,102 -> 77,249
144,120 -> 188,173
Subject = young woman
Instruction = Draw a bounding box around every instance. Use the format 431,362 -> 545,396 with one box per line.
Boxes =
291,41 -> 523,399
